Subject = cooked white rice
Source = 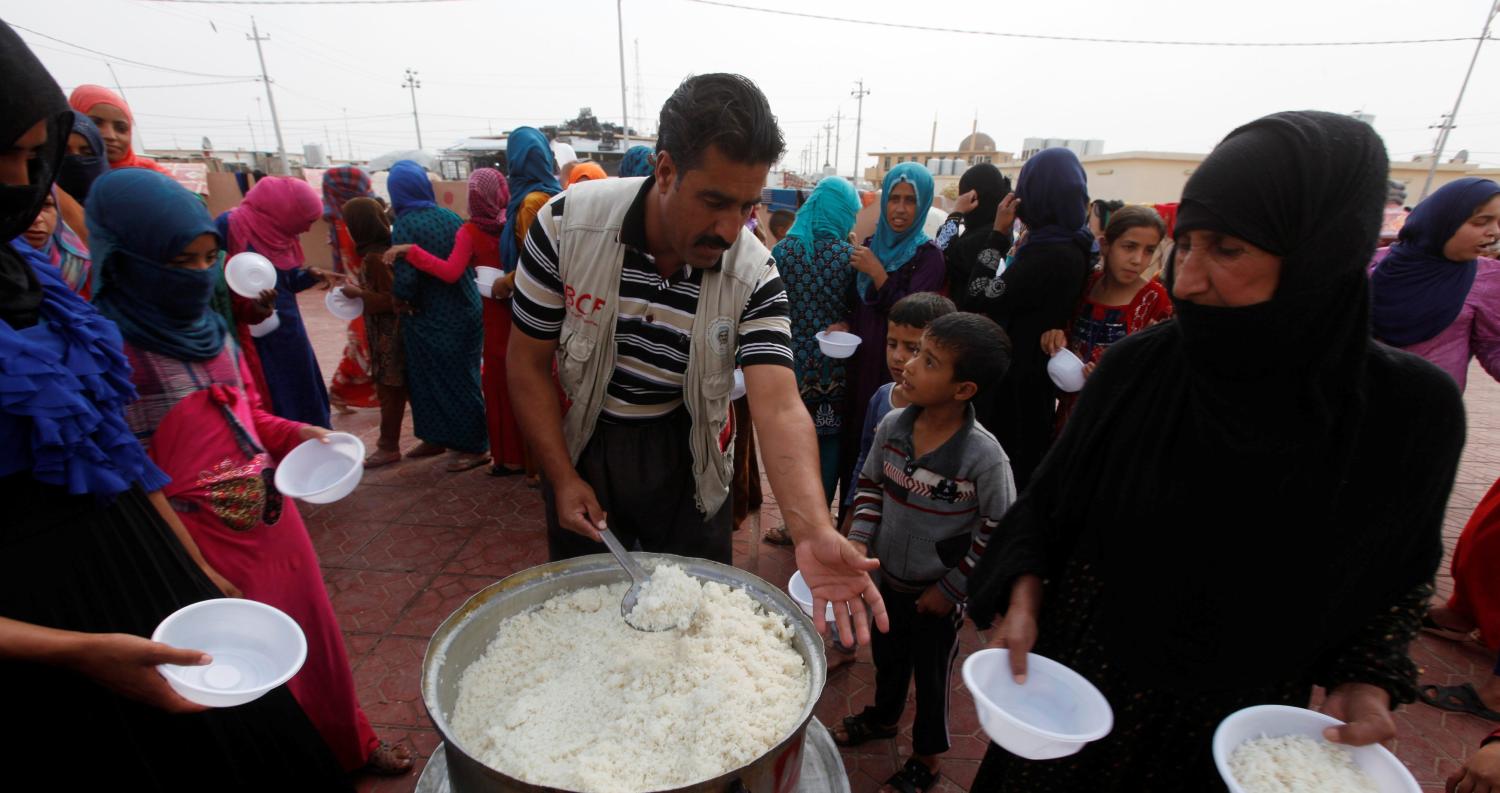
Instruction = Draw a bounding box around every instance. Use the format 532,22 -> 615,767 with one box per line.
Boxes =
625,563 -> 702,631
1229,734 -> 1377,793
450,566 -> 809,793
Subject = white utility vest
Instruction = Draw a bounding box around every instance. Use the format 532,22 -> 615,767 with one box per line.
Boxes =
544,176 -> 774,516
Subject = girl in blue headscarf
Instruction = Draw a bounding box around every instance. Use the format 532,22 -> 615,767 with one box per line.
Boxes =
839,163 -> 947,487
1370,176 -> 1500,392
619,144 -> 655,178
9,189 -> 91,297
499,127 -> 562,274
389,160 -> 490,471
965,146 -> 1093,487
772,177 -> 863,505
89,167 -> 416,778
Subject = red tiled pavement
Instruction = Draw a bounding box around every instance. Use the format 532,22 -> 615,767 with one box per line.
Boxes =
293,291 -> 1500,793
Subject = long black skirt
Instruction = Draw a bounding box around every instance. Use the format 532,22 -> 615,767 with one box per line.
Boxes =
0,477 -> 352,791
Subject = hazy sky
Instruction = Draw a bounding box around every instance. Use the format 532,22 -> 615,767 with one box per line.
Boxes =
11,0 -> 1499,173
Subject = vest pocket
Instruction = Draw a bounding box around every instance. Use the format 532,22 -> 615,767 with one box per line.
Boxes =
558,330 -> 597,397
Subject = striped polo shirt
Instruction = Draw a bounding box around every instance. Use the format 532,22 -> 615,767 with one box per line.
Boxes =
513,178 -> 793,422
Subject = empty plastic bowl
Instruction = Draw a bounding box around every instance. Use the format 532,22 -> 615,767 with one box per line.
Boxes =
475,266 -> 504,296
730,369 -> 746,401
249,310 -> 280,338
816,330 -> 861,359
962,648 -> 1113,759
325,287 -> 364,321
788,570 -> 836,623
152,598 -> 307,708
224,252 -> 277,298
1047,349 -> 1086,393
1214,705 -> 1419,793
274,432 -> 365,504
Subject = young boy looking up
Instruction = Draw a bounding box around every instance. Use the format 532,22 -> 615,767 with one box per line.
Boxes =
839,292 -> 956,531
833,312 -> 1016,793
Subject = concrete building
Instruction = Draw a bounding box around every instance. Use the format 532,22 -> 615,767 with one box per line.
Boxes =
1021,137 -> 1105,160
864,131 -> 1015,187
444,131 -> 657,178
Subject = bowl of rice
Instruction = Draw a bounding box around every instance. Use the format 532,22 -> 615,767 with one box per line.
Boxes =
422,553 -> 826,793
1214,705 -> 1419,793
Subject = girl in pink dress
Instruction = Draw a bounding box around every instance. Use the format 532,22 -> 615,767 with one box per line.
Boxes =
87,168 -> 412,777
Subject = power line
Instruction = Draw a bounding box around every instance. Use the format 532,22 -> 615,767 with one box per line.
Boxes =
11,23 -> 257,78
65,78 -> 261,90
686,0 -> 1483,47
141,0 -> 466,4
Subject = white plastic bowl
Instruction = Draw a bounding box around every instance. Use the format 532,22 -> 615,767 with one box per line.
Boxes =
1047,348 -> 1086,393
1214,705 -> 1419,793
274,432 -> 365,504
961,648 -> 1113,760
249,310 -> 280,338
475,266 -> 504,297
325,287 -> 364,321
730,369 -> 746,401
816,330 -> 861,359
152,598 -> 307,708
788,570 -> 836,623
224,252 -> 277,298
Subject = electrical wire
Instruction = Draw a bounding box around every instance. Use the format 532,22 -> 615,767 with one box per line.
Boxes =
685,0 -> 1483,47
140,0 -> 467,5
10,22 -> 259,78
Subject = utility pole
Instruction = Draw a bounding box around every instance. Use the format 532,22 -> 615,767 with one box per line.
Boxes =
616,0 -> 630,148
851,79 -> 870,185
930,115 -> 937,152
1419,0 -> 1499,201
814,130 -> 821,171
823,121 -> 833,169
342,107 -> 353,162
402,69 -> 423,150
247,17 -> 289,175
633,39 -> 645,137
247,116 -> 257,154
325,124 -> 334,161
833,110 -> 842,179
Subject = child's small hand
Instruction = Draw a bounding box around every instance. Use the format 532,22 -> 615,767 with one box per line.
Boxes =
298,426 -> 333,444
915,585 -> 955,617
1039,329 -> 1067,356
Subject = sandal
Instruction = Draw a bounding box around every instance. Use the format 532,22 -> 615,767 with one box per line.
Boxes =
407,441 -> 445,458
1419,683 -> 1500,722
1421,613 -> 1477,643
832,707 -> 898,747
363,740 -> 414,776
762,525 -> 793,546
488,465 -> 523,477
524,474 -> 542,489
882,758 -> 939,793
364,448 -> 402,469
445,452 -> 491,473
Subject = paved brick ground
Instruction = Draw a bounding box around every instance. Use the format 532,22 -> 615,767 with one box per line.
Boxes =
293,291 -> 1499,793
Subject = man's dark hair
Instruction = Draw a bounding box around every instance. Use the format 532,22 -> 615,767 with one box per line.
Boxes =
656,73 -> 786,175
888,291 -> 956,330
924,312 -> 1012,395
769,210 -> 795,238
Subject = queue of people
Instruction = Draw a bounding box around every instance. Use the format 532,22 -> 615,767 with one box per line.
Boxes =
4,14 -> 1500,793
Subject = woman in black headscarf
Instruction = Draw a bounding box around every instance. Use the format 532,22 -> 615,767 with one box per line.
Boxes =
941,162 -> 1013,306
964,111 -> 1466,792
0,22 -> 351,790
962,148 -> 1094,489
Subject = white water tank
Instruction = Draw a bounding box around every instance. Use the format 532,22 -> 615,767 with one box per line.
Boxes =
925,157 -> 940,174
303,143 -> 329,167
951,157 -> 968,175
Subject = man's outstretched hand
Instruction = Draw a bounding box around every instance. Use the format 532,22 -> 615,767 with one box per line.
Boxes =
795,530 -> 889,646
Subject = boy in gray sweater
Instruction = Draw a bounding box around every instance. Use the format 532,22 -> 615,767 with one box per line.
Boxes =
834,313 -> 1016,793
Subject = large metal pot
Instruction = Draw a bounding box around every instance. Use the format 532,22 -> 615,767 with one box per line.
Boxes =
422,553 -> 829,793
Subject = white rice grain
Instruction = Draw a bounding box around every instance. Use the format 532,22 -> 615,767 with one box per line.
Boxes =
1229,734 -> 1377,793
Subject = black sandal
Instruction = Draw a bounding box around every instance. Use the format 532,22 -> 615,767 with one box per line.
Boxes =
1419,683 -> 1500,722
833,707 -> 898,747
1420,613 -> 1477,642
882,758 -> 939,793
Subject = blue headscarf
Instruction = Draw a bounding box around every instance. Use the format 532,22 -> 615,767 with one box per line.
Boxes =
619,145 -> 655,178
88,169 -> 227,362
1371,176 -> 1500,346
500,127 -> 562,270
783,177 -> 860,261
56,111 -> 107,201
388,160 -> 437,217
864,162 -> 934,296
1014,147 -> 1093,254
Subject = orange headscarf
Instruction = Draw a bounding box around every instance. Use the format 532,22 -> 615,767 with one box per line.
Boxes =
564,161 -> 607,188
67,85 -> 169,174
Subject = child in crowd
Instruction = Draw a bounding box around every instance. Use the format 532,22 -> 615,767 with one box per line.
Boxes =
833,311 -> 1016,793
839,292 -> 955,529
768,209 -> 796,244
1040,205 -> 1172,429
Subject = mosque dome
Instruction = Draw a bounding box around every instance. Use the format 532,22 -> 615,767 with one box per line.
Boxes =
958,132 -> 996,152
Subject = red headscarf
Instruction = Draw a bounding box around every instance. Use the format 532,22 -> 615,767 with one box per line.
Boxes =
66,84 -> 169,174
228,177 -> 322,270
564,161 -> 607,188
466,167 -> 508,236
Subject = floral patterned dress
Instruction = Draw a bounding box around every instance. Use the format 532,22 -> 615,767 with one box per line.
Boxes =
772,236 -> 855,436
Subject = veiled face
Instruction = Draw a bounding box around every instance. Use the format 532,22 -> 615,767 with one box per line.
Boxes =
1,119 -> 48,186
1172,230 -> 1283,307
1443,194 -> 1500,262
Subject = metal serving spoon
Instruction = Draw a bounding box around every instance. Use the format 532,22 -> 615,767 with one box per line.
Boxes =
598,527 -> 677,632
